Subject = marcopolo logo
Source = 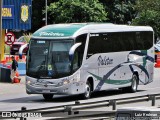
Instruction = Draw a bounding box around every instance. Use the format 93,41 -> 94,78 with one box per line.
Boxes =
39,32 -> 64,37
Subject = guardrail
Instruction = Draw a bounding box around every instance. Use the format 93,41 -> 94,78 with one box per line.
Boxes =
0,93 -> 160,120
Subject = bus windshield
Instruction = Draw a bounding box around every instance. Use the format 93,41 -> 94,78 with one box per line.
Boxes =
27,39 -> 73,79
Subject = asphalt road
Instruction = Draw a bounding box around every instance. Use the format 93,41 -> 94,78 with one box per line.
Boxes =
0,68 -> 160,112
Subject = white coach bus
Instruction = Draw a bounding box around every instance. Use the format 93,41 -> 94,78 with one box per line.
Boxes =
26,23 -> 154,100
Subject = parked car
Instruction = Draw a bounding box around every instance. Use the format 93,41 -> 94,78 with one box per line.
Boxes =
10,36 -> 29,55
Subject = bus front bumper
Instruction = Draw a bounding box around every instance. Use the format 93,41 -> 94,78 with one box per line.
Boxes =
26,83 -> 74,95
26,81 -> 84,95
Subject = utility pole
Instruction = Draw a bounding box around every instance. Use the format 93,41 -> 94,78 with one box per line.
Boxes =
45,0 -> 47,25
0,0 -> 3,60
0,0 -> 2,38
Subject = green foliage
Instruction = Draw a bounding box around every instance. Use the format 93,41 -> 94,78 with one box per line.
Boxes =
23,33 -> 32,43
32,0 -> 136,30
132,0 -> 160,39
32,0 -> 55,32
5,45 -> 10,54
31,0 -> 160,41
32,0 -> 45,31
135,0 -> 160,12
47,0 -> 107,23
99,0 -> 136,24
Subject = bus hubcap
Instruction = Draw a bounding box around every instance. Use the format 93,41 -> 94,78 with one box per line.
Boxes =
85,84 -> 90,98
132,76 -> 137,91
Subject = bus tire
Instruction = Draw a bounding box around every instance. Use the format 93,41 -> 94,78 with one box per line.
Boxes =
128,74 -> 138,93
43,94 -> 54,100
82,81 -> 91,99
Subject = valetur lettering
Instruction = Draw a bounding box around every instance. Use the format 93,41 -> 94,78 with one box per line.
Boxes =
97,55 -> 113,66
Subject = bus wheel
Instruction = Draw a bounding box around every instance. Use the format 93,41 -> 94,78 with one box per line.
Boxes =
82,81 -> 91,99
43,94 -> 54,100
129,74 -> 138,92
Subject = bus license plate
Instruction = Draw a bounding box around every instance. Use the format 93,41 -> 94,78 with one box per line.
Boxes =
42,90 -> 50,92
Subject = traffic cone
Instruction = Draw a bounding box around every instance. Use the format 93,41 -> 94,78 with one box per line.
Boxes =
22,55 -> 26,62
0,60 -> 6,66
155,55 -> 160,68
13,71 -> 21,83
5,57 -> 9,62
9,57 -> 12,61
14,78 -> 20,83
22,55 -> 25,59
15,56 -> 19,61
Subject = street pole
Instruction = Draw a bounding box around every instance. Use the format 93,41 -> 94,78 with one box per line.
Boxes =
45,0 -> 47,25
0,0 -> 2,38
0,0 -> 3,60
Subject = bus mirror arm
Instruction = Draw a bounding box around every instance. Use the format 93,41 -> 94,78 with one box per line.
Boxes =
19,43 -> 28,59
69,43 -> 82,61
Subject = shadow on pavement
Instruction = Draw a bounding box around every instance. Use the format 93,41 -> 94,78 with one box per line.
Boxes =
0,89 -> 145,103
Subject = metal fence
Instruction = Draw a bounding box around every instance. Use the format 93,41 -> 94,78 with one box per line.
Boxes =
1,93 -> 160,120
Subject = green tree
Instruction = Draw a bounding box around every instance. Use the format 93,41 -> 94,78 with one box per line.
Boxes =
32,0 -> 45,31
32,0 -> 56,32
47,0 -> 108,23
132,0 -> 160,40
99,0 -> 136,24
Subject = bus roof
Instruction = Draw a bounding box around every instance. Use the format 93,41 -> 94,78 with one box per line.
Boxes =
32,23 -> 153,39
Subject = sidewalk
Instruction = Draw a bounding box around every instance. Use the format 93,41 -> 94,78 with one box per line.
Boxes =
0,76 -> 26,95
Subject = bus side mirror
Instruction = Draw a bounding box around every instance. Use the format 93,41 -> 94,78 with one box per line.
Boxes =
19,43 -> 28,59
69,43 -> 82,61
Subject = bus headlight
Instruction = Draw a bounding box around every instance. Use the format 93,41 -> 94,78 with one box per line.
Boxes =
27,80 -> 31,84
57,79 -> 70,86
63,80 -> 70,85
26,77 -> 37,85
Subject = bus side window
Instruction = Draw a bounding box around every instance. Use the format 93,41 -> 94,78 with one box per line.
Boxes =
135,32 -> 144,50
141,31 -> 153,49
87,33 -> 100,57
72,49 -> 80,72
75,34 -> 87,64
121,32 -> 135,51
87,37 -> 95,58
